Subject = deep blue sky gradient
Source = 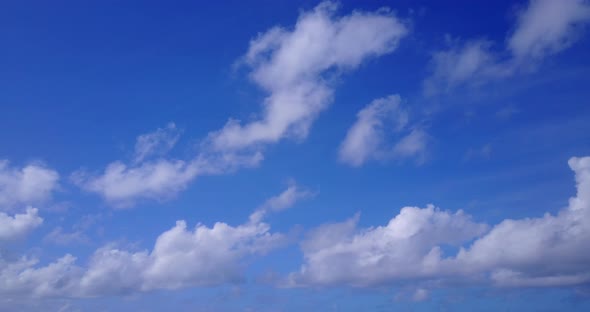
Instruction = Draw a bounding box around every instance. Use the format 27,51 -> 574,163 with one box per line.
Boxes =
1,1 -> 590,311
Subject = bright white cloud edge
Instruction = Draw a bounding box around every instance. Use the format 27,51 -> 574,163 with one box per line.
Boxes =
288,156 -> 590,290
0,184 -> 308,297
0,161 -> 59,210
74,1 -> 409,207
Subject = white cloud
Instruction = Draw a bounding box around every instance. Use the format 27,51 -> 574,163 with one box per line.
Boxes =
290,205 -> 487,286
77,219 -> 284,296
425,0 -> 590,93
75,3 -> 408,207
74,159 -> 200,208
508,0 -> 590,60
339,95 -> 427,166
249,183 -> 314,223
0,187 -> 296,297
391,129 -> 428,161
72,124 -> 198,207
423,40 -> 510,94
74,124 -> 265,207
453,156 -> 590,287
207,2 -> 408,152
0,208 -> 43,242
133,122 -> 181,164
0,220 -> 282,297
289,156 -> 590,289
0,161 -> 59,210
0,254 -> 83,297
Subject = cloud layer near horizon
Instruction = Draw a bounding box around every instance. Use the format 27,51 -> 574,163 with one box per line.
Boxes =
1,1 -> 589,308
289,156 -> 590,289
3,155 -> 589,297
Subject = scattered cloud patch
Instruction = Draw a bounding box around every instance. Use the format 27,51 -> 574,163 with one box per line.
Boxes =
424,40 -> 510,94
73,159 -> 200,208
0,208 -> 43,242
249,183 -> 314,223
80,219 -> 284,295
339,95 -> 428,166
0,186 -> 299,297
74,129 -> 265,208
0,220 -> 281,297
133,122 -> 181,164
207,2 -> 408,152
289,156 -> 590,289
0,161 -> 59,210
424,0 -> 590,94
75,3 -> 409,208
508,0 -> 590,61
391,129 -> 429,163
290,205 -> 487,287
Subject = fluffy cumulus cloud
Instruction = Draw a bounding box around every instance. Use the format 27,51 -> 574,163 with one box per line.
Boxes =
79,219 -> 283,295
207,2 -> 408,152
454,156 -> 590,287
0,254 -> 81,297
339,95 -> 427,166
0,186 -> 300,297
2,220 -> 280,297
75,3 -> 408,207
0,162 -> 54,242
74,159 -> 200,208
425,0 -> 590,93
290,205 -> 488,286
0,208 -> 43,242
289,156 -> 590,289
0,161 -> 59,209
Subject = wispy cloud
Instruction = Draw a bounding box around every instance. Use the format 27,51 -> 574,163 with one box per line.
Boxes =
424,0 -> 590,94
339,95 -> 428,166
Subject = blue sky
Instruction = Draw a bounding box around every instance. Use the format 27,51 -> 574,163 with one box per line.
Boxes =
1,0 -> 590,311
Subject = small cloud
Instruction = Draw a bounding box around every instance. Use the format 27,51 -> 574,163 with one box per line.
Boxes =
339,95 -> 429,167
134,122 -> 182,164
